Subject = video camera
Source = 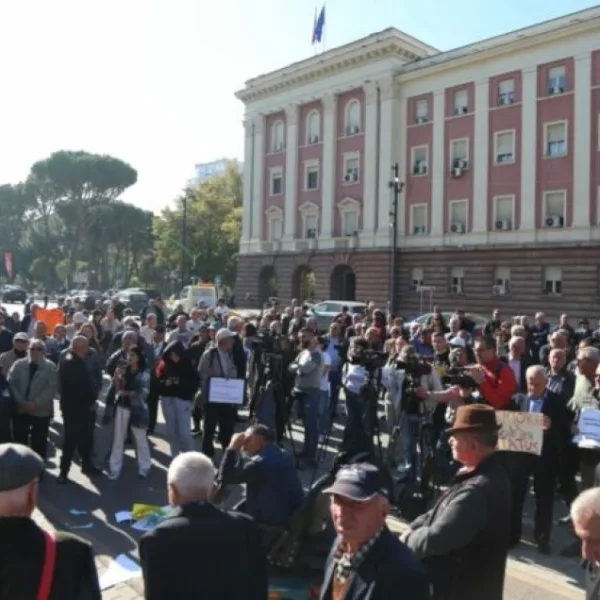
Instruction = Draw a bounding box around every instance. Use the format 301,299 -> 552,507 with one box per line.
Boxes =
441,367 -> 477,389
395,356 -> 432,414
351,347 -> 387,372
250,328 -> 283,355
395,357 -> 432,378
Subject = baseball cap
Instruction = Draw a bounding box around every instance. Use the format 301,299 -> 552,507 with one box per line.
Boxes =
72,312 -> 87,325
449,336 -> 466,348
13,332 -> 29,342
322,463 -> 392,502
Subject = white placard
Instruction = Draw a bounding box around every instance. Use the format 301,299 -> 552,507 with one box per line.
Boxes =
574,408 -> 600,449
496,411 -> 544,455
208,377 -> 245,405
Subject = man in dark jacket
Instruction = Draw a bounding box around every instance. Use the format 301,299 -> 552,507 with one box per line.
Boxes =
320,462 -> 430,600
57,336 -> 102,483
404,405 -> 510,600
139,451 -> 267,600
0,443 -> 101,598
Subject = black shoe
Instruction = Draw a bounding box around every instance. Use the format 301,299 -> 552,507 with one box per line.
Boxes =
82,465 -> 102,476
57,475 -> 69,485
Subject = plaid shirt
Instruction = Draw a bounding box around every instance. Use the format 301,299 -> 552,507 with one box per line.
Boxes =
333,526 -> 384,584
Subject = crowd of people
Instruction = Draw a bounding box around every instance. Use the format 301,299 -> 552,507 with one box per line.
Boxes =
0,294 -> 599,598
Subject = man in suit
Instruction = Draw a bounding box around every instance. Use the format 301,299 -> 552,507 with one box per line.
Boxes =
501,335 -> 533,394
0,443 -> 101,598
509,364 -> 567,553
139,451 -> 268,600
319,462 -> 430,600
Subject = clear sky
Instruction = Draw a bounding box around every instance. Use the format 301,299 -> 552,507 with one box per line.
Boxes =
1,0 -> 597,214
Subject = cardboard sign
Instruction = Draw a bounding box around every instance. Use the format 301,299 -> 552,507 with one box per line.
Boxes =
496,410 -> 544,455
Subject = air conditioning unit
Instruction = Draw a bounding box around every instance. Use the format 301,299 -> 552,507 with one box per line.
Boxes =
413,226 -> 427,235
548,86 -> 564,95
494,219 -> 512,231
413,162 -> 427,175
306,228 -> 317,239
496,153 -> 513,164
344,169 -> 358,183
346,125 -> 360,135
416,116 -> 428,124
492,285 -> 507,296
498,95 -> 514,106
310,135 -> 319,144
450,223 -> 465,234
451,167 -> 463,178
545,215 -> 564,228
455,158 -> 468,170
454,106 -> 468,115
274,143 -> 283,152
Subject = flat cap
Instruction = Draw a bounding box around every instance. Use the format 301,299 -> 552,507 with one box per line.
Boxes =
0,443 -> 44,492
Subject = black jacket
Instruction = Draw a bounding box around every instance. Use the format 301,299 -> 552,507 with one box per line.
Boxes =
0,517 -> 100,600
58,351 -> 97,416
320,527 -> 430,600
232,334 -> 247,379
139,503 -> 267,600
156,341 -> 199,400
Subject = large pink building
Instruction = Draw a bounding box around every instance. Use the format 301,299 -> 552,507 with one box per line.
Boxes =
235,7 -> 600,318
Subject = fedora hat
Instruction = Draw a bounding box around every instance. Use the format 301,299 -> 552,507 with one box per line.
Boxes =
447,404 -> 501,434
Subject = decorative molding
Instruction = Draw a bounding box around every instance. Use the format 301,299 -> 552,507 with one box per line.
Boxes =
338,197 -> 362,213
298,201 -> 320,214
265,205 -> 283,216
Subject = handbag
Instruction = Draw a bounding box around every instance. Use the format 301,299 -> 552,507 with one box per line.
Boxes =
37,530 -> 56,600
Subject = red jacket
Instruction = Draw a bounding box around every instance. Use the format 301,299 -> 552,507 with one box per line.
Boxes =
478,357 -> 517,410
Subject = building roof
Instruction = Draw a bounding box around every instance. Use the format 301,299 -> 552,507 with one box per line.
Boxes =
236,4 -> 600,104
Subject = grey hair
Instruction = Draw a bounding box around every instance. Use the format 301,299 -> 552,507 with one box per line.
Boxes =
510,326 -> 526,338
571,488 -> 600,524
578,347 -> 600,364
509,335 -> 525,348
168,452 -> 215,501
526,364 -> 547,380
227,317 -> 241,331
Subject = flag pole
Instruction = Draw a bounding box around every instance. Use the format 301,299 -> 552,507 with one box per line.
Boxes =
313,5 -> 317,56
322,0 -> 327,53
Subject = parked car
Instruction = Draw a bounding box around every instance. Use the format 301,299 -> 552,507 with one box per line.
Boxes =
1,285 -> 27,303
307,300 -> 367,332
111,290 -> 149,316
406,312 -> 488,338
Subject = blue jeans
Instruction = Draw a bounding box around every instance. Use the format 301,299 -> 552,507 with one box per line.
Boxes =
160,396 -> 194,457
300,389 -> 320,460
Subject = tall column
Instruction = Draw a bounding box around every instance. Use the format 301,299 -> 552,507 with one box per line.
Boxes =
430,90 -> 445,236
362,82 -> 379,238
320,93 -> 337,238
472,80 -> 489,233
377,79 -> 402,238
241,118 -> 254,250
283,104 -> 299,240
250,115 -> 265,245
520,68 -> 537,231
573,53 -> 592,228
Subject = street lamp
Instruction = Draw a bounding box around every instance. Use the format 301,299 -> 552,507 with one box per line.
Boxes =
388,163 -> 404,315
181,195 -> 188,285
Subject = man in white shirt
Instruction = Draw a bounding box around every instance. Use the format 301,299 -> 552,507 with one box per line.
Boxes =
318,336 -> 332,438
140,314 -> 157,345
187,309 -> 205,336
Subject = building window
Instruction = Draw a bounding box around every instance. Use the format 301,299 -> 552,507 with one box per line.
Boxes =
494,130 -> 515,164
304,160 -> 319,191
450,266 -> 465,294
411,146 -> 429,175
270,167 -> 283,196
338,198 -> 361,237
493,196 -> 514,231
306,111 -> 320,144
449,200 -> 468,234
410,204 -> 428,235
544,122 -> 567,157
548,65 -> 567,94
450,138 -> 469,169
271,120 -> 284,153
410,267 -> 424,290
265,208 -> 283,241
415,99 -> 428,123
498,79 -> 515,105
343,152 -> 360,184
543,191 -> 566,228
493,267 -> 511,294
345,100 -> 360,135
544,266 -> 562,295
299,202 -> 319,239
453,89 -> 468,115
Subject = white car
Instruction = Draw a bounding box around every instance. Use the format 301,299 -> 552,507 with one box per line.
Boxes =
308,300 -> 367,332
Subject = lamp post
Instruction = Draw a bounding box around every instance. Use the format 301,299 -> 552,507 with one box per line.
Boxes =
180,195 -> 188,286
388,163 -> 404,315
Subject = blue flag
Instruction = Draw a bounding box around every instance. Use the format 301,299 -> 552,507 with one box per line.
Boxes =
312,5 -> 325,44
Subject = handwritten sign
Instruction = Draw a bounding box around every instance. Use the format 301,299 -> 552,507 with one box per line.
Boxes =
496,411 -> 544,455
208,377 -> 245,405
574,408 -> 600,449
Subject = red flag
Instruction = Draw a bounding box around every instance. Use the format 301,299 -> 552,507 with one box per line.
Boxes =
4,252 -> 12,279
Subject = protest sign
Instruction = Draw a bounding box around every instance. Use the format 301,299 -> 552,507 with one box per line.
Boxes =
496,411 -> 544,455
574,408 -> 600,449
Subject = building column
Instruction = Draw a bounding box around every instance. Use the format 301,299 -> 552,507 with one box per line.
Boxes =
240,118 -> 254,253
430,90 -> 445,237
320,93 -> 337,239
362,82 -> 379,240
472,80 -> 489,233
573,53 -> 592,229
283,104 -> 299,242
376,79 -> 403,242
250,115 -> 265,248
520,68 -> 537,232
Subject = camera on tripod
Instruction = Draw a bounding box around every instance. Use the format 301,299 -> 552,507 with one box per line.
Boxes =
395,355 -> 432,414
441,367 -> 477,389
352,347 -> 387,372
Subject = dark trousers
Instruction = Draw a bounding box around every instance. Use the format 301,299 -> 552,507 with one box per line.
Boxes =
147,377 -> 160,433
558,443 -> 579,506
0,403 -> 13,443
201,403 -> 235,457
340,390 -> 374,459
509,452 -> 556,545
14,415 -> 50,461
60,411 -> 95,475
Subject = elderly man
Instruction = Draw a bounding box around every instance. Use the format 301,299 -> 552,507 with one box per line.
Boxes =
403,405 -> 511,600
571,487 -> 600,599
139,451 -> 267,600
320,462 -> 430,600
168,314 -> 194,348
0,443 -> 101,598
8,340 -> 57,468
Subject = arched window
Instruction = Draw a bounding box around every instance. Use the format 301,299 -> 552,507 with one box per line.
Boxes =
271,120 -> 284,153
345,100 -> 360,135
306,111 -> 320,144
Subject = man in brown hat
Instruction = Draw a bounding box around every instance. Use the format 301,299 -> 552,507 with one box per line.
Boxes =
402,404 -> 511,600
